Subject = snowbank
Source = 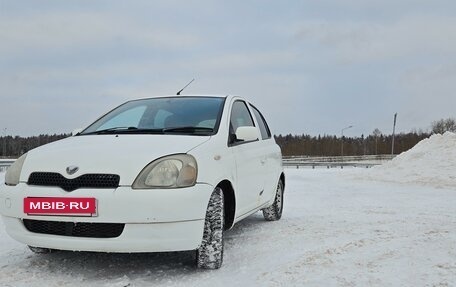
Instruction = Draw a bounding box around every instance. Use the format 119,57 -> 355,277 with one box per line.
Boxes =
366,132 -> 456,188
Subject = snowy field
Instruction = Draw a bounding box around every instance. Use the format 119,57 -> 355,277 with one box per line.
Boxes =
0,167 -> 455,287
1,133 -> 456,286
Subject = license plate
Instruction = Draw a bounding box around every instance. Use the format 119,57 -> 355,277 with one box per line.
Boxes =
24,197 -> 97,216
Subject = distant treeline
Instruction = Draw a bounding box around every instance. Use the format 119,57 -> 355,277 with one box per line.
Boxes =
0,131 -> 430,158
1,118 -> 452,158
276,132 -> 430,157
0,134 -> 69,157
276,117 -> 456,157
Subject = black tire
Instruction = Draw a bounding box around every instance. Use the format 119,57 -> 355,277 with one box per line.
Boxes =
196,187 -> 224,269
28,246 -> 53,254
262,180 -> 284,221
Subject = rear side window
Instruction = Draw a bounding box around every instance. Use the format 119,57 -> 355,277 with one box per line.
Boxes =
250,105 -> 271,140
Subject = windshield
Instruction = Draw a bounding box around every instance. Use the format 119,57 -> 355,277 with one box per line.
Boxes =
80,97 -> 226,136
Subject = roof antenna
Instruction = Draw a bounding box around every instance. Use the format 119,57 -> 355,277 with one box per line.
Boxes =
176,79 -> 195,95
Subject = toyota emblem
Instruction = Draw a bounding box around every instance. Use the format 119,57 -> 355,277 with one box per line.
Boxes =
66,166 -> 79,175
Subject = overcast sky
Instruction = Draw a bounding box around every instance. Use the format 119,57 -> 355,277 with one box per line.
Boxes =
1,0 -> 456,137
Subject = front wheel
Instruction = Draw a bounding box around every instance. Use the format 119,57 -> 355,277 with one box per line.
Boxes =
196,187 -> 224,269
262,180 -> 284,221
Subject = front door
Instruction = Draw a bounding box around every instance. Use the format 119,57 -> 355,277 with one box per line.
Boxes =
229,100 -> 264,217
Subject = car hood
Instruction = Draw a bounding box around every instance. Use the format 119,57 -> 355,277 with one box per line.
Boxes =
20,134 -> 211,185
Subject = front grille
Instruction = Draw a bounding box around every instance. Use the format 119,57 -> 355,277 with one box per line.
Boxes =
23,219 -> 124,238
28,172 -> 120,192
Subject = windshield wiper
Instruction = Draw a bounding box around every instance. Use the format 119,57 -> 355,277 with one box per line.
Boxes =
81,127 -> 138,135
82,127 -> 165,135
163,126 -> 214,133
82,126 -> 213,135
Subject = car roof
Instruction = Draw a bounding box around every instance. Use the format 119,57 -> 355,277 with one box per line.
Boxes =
121,95 -> 252,107
131,94 -> 246,102
142,94 -> 228,99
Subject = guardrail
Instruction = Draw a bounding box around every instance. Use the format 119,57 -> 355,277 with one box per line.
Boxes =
0,154 -> 395,172
283,154 -> 395,162
0,159 -> 16,173
282,154 -> 396,169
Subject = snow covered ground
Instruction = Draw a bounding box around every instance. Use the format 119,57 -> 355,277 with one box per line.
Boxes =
0,168 -> 455,287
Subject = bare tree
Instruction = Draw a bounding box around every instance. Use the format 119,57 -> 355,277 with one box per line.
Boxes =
431,118 -> 456,134
372,128 -> 382,155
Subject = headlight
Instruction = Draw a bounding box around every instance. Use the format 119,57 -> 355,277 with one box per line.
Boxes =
132,154 -> 197,189
5,153 -> 28,186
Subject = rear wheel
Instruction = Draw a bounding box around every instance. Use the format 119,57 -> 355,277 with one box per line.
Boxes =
262,180 -> 284,221
196,187 -> 224,269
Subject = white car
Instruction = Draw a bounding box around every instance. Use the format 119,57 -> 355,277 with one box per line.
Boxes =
1,95 -> 284,269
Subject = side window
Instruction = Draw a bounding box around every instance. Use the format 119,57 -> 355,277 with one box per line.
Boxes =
230,101 -> 255,133
229,101 -> 255,144
250,105 -> 272,140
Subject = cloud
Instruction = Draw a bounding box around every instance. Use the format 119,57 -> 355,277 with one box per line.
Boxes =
0,11 -> 201,56
293,15 -> 456,64
1,1 -> 456,137
398,63 -> 456,127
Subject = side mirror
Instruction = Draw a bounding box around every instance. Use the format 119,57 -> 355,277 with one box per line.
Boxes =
72,128 -> 83,136
235,126 -> 259,142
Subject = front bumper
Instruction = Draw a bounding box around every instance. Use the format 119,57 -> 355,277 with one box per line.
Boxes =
0,183 -> 214,252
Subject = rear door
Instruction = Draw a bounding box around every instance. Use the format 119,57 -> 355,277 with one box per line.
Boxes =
249,104 -> 281,205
